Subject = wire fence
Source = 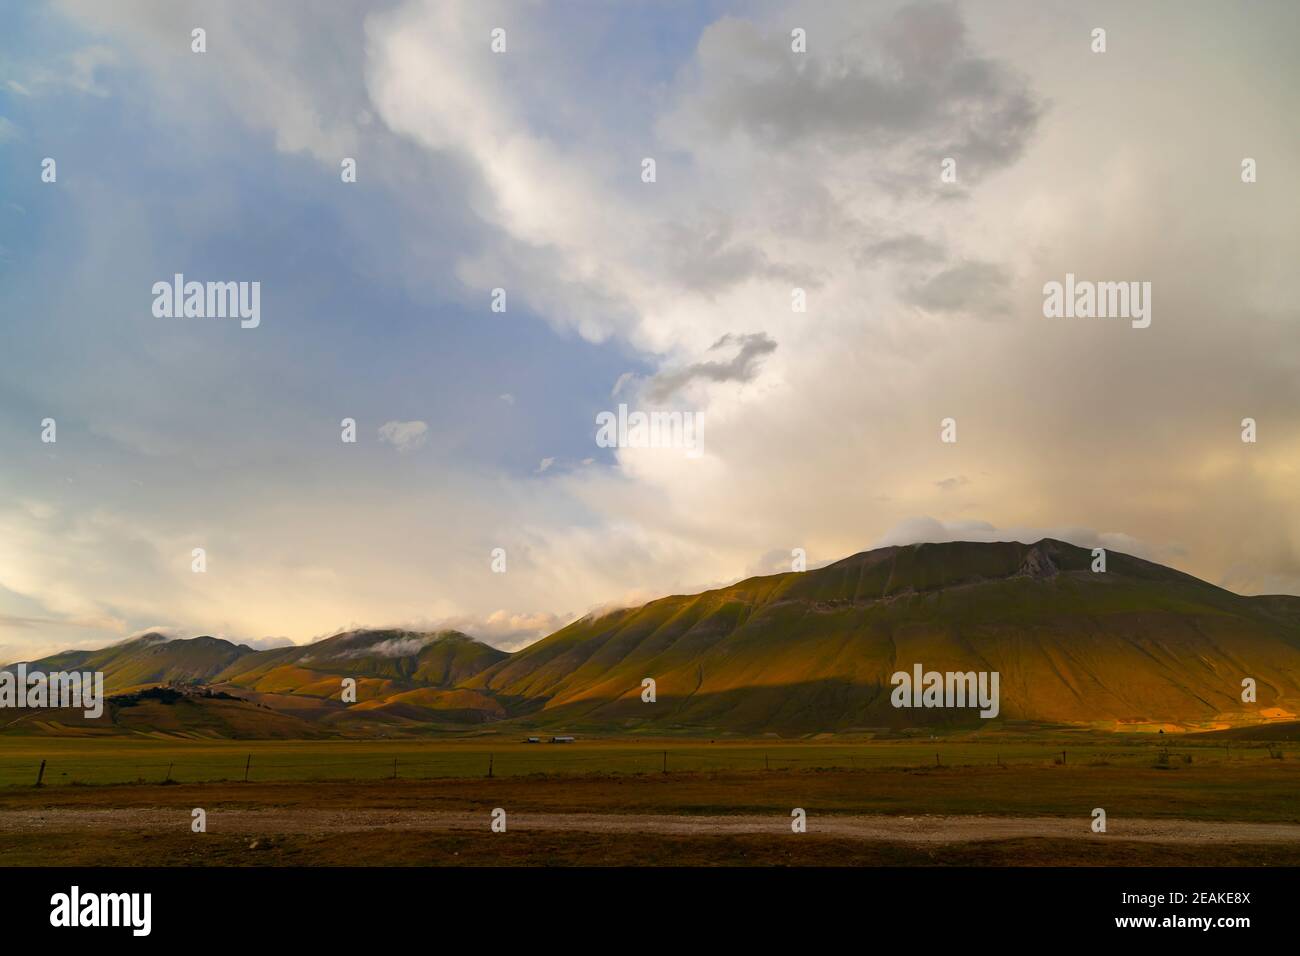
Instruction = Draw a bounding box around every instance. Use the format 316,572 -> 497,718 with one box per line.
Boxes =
2,739 -> 1287,789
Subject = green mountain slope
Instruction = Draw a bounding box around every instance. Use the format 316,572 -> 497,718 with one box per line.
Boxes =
211,629 -> 507,696
7,541 -> 1299,736
465,540 -> 1300,733
11,633 -> 254,693
3,629 -> 510,735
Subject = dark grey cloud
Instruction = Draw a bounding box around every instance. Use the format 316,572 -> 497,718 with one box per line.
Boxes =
858,233 -> 947,266
660,218 -> 768,293
675,2 -> 1041,183
658,213 -> 803,294
646,332 -> 777,401
906,260 -> 1009,316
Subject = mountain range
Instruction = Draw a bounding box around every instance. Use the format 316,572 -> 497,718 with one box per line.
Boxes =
5,539 -> 1299,737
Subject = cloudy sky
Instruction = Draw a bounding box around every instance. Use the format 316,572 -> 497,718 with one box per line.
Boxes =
2,0 -> 1297,660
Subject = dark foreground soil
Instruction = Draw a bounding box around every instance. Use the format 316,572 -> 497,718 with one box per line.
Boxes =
3,767 -> 1298,866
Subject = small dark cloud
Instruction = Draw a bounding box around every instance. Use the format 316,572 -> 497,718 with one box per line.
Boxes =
660,214 -> 802,293
907,260 -> 1009,316
859,233 -> 947,266
646,332 -> 777,401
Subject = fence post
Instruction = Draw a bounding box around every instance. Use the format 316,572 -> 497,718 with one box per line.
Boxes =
935,752 -> 940,767
166,762 -> 173,783
662,750 -> 668,774
765,753 -> 770,771
487,753 -> 494,778
1061,750 -> 1067,765
244,754 -> 251,783
393,758 -> 398,780
35,759 -> 46,788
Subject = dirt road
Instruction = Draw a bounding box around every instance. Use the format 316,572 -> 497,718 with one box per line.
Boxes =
4,807 -> 1299,844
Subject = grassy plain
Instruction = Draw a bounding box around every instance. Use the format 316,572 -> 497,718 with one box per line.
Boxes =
3,733 -> 1296,866
0,731 -> 1285,788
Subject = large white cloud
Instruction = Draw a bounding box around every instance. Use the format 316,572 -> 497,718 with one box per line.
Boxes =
6,0 -> 1298,663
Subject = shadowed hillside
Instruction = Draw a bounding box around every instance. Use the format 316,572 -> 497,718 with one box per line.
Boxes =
211,629 -> 507,694
466,539 -> 1300,733
206,629 -> 510,731
10,633 -> 253,693
6,541 -> 1300,737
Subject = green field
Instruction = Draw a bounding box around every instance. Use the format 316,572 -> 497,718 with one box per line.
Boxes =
4,735 -> 1298,865
0,733 -> 1284,789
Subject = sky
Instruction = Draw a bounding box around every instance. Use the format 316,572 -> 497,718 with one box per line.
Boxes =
1,0 -> 1297,661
